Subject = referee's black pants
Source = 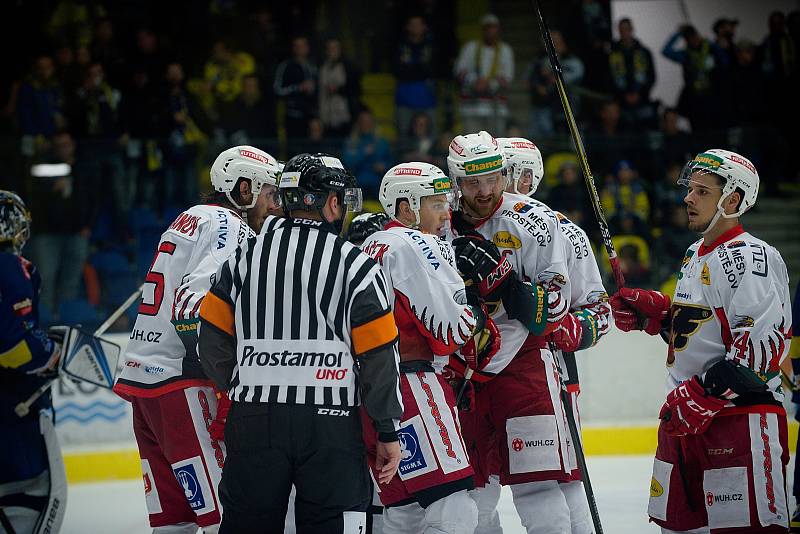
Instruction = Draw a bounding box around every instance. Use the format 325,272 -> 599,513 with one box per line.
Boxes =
218,401 -> 371,534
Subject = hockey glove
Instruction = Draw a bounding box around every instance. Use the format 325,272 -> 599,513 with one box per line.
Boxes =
659,376 -> 727,437
452,235 -> 514,301
209,389 -> 232,442
449,313 -> 501,384
547,312 -> 584,353
609,287 -> 670,336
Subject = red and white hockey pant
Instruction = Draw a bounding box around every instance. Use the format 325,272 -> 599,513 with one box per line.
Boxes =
132,386 -> 225,528
362,370 -> 473,509
648,406 -> 789,533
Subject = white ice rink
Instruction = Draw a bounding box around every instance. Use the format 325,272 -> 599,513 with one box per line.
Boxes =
61,455 -> 668,534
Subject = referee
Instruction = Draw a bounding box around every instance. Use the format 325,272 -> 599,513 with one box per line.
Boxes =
198,153 -> 403,534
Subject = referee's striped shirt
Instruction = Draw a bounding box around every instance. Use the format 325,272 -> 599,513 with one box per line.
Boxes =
198,217 -> 403,434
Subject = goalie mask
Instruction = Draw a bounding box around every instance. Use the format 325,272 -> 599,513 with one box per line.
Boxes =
678,149 -> 759,234
210,145 -> 282,210
0,190 -> 31,254
497,137 -> 544,196
379,162 -> 454,229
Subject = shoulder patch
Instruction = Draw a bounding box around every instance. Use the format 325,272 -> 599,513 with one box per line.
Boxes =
493,231 -> 521,250
167,211 -> 202,241
701,263 -> 710,285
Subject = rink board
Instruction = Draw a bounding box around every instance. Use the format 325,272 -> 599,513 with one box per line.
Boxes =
63,422 -> 800,483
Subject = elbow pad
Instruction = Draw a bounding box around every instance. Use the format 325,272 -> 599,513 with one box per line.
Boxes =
703,358 -> 769,400
503,276 -> 548,335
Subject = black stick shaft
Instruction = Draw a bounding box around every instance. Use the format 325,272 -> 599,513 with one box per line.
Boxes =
531,0 -> 625,291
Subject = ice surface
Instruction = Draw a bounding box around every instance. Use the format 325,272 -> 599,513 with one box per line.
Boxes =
60,455 -> 675,533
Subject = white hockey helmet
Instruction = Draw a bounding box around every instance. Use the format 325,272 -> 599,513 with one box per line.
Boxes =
497,137 -> 544,196
446,131 -> 506,181
379,162 -> 453,227
210,145 -> 282,209
678,149 -> 759,233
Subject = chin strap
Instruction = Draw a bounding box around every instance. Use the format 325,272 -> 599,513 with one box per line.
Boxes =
701,207 -> 725,235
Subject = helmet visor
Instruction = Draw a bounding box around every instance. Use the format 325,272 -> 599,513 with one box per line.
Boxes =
343,187 -> 363,214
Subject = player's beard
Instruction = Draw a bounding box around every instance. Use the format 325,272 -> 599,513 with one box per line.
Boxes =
462,190 -> 502,220
687,211 -> 714,233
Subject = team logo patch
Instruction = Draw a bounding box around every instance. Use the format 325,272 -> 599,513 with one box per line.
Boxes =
171,457 -> 216,515
513,202 -> 533,214
727,240 -> 746,249
650,477 -> 664,497
701,263 -> 711,285
493,231 -> 521,249
303,193 -> 316,206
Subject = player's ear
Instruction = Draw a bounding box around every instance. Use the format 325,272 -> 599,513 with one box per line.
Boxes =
724,190 -> 741,214
238,179 -> 253,204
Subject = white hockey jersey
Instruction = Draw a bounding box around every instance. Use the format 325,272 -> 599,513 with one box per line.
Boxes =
115,205 -> 260,398
551,209 -> 610,343
668,225 -> 792,404
361,222 -> 476,371
447,193 -> 571,374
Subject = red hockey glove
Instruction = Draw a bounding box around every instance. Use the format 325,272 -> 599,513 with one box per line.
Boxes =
452,236 -> 514,301
659,376 -> 727,437
547,312 -> 584,353
457,314 -> 501,383
609,287 -> 670,335
209,390 -> 232,442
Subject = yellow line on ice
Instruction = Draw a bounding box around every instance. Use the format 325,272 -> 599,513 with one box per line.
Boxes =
64,422 -> 800,483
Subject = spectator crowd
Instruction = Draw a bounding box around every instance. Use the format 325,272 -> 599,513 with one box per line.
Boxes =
1,0 -> 798,326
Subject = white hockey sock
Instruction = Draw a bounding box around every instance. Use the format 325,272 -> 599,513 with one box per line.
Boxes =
559,480 -> 593,534
152,522 -> 199,534
469,476 -> 503,534
423,490 -> 478,534
510,480 -> 571,534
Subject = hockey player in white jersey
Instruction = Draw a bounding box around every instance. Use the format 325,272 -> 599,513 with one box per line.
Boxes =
114,146 -> 283,533
610,149 -> 792,533
445,131 -> 577,534
359,162 -> 502,534
504,136 -> 611,533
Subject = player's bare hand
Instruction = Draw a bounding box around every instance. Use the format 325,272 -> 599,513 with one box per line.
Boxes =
375,440 -> 401,484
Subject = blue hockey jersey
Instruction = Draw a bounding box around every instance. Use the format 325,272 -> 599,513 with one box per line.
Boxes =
0,251 -> 58,423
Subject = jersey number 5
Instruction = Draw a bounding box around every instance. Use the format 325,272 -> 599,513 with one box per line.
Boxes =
139,241 -> 177,316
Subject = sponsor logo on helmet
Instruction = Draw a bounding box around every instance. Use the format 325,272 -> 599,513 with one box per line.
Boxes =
432,177 -> 452,191
493,231 -> 521,249
320,156 -> 344,169
239,149 -> 269,164
280,171 -> 300,188
510,141 -> 537,150
449,140 -> 464,155
394,167 -> 423,176
303,193 -> 316,206
464,155 -> 503,175
693,153 -> 724,169
469,144 -> 489,155
727,154 -> 756,174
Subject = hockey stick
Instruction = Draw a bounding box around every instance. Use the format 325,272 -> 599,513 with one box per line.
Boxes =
14,285 -> 143,418
532,0 -> 625,292
560,386 -> 604,533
